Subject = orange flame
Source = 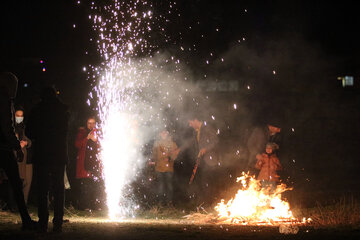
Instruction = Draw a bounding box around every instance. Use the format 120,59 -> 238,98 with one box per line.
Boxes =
215,172 -> 307,225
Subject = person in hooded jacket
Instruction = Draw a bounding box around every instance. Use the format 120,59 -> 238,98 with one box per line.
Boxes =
0,72 -> 37,231
26,86 -> 70,233
255,142 -> 282,192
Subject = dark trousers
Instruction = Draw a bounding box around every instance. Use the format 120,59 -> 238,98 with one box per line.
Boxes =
0,150 -> 31,223
195,164 -> 219,206
156,172 -> 174,204
34,162 -> 65,228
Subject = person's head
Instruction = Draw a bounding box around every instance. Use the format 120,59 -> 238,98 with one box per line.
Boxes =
86,117 -> 96,130
265,142 -> 279,154
159,129 -> 169,140
188,118 -> 202,130
0,72 -> 18,99
14,106 -> 25,124
268,124 -> 281,135
40,86 -> 57,102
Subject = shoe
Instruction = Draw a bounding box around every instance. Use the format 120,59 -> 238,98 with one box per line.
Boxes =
21,220 -> 38,231
53,224 -> 62,233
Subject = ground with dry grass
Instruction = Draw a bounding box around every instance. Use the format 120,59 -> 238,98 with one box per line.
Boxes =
0,201 -> 359,240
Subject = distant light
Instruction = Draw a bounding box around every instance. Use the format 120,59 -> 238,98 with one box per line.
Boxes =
24,83 -> 29,88
42,67 -> 46,72
40,60 -> 43,64
338,76 -> 354,87
73,24 -> 76,28
56,91 -> 60,95
273,70 -> 276,75
77,0 -> 81,4
83,67 -> 87,72
247,85 -> 251,90
233,103 -> 237,109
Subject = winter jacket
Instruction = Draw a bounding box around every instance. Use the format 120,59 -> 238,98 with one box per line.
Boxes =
196,123 -> 219,167
14,122 -> 32,164
75,127 -> 100,178
26,97 -> 69,165
152,137 -> 178,173
246,126 -> 281,166
255,153 -> 282,182
0,88 -> 21,152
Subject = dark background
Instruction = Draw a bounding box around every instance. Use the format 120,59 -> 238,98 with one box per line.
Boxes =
1,0 -> 359,207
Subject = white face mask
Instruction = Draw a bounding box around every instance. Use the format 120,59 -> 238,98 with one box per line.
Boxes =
15,117 -> 24,124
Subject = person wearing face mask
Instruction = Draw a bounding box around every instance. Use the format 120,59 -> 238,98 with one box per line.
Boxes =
14,106 -> 33,204
0,72 -> 37,231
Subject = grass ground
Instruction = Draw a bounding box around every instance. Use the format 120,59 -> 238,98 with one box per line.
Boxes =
0,200 -> 359,240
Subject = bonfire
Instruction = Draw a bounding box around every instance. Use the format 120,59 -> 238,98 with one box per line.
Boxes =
214,172 -> 310,225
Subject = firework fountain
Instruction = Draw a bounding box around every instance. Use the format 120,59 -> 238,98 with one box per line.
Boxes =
88,0 -> 185,219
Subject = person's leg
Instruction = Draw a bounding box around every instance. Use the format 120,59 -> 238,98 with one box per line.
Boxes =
1,150 -> 32,224
156,172 -> 165,204
35,163 -> 50,231
23,164 -> 33,204
164,172 -> 174,204
51,164 -> 65,232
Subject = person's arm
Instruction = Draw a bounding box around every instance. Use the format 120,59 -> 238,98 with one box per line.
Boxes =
149,142 -> 158,166
0,96 -> 21,150
272,156 -> 282,171
170,141 -> 180,161
255,155 -> 263,169
21,135 -> 32,148
199,125 -> 219,156
75,128 -> 88,149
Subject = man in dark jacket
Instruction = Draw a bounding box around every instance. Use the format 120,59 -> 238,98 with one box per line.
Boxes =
26,86 -> 70,233
188,117 -> 219,206
0,72 -> 36,231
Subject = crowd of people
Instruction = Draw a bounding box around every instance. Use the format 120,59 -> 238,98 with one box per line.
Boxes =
0,71 -> 283,233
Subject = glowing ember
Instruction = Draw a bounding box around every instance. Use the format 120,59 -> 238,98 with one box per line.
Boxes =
215,172 -> 309,225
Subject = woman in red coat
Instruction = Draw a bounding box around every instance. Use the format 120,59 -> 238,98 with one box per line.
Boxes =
75,116 -> 101,210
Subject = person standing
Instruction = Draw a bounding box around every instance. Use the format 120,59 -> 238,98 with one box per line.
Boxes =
188,117 -> 219,207
14,106 -> 33,204
151,129 -> 179,206
255,142 -> 282,192
75,116 -> 101,210
246,120 -> 281,170
26,86 -> 70,233
0,72 -> 36,231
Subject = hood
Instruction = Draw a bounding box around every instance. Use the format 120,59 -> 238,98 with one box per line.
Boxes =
0,72 -> 18,99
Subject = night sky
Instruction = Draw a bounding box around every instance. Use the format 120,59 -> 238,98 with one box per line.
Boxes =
1,0 -> 359,202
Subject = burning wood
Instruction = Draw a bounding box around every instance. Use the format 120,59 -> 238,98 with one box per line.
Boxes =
184,172 -> 311,226
214,172 -> 311,225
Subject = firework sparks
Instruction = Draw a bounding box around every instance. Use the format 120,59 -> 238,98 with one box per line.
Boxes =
89,0 -> 159,219
87,0 -> 183,220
